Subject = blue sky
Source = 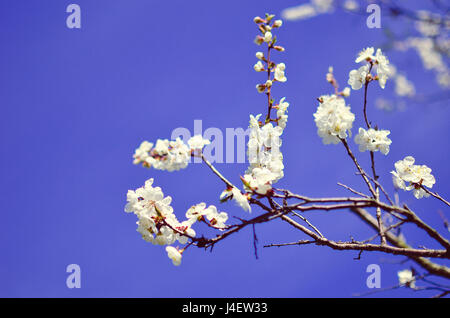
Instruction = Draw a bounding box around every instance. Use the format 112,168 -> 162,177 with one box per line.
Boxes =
0,0 -> 449,297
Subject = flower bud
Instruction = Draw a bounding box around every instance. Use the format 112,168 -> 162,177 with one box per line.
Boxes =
265,14 -> 275,22
273,19 -> 283,28
256,51 -> 264,60
253,16 -> 265,24
254,36 -> 264,45
273,45 -> 285,52
256,84 -> 266,93
254,61 -> 264,72
342,87 -> 351,97
263,31 -> 272,43
265,80 -> 273,87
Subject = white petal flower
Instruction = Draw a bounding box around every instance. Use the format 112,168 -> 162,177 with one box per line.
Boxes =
187,135 -> 210,150
354,127 -> 392,155
133,141 -> 153,165
355,47 -> 375,63
243,167 -> 277,195
137,138 -> 190,172
126,178 -> 186,246
273,19 -> 283,28
185,202 -> 208,222
204,205 -> 228,230
341,87 -> 351,97
254,60 -> 264,72
274,63 -> 287,82
166,246 -> 182,266
398,269 -> 415,288
231,187 -> 251,213
263,31 -> 272,43
348,64 -> 370,90
374,48 -> 390,89
391,156 -> 436,199
313,94 -> 355,144
276,97 -> 289,129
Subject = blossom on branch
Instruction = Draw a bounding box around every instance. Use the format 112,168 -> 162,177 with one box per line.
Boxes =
391,156 -> 436,199
398,269 -> 416,288
313,94 -> 355,144
354,127 -> 392,155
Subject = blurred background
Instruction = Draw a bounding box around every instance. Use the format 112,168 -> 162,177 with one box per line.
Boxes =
0,0 -> 449,297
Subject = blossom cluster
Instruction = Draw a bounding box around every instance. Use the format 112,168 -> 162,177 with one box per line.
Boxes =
354,127 -> 392,155
125,178 -> 229,265
132,135 -> 210,172
391,156 -> 436,199
244,15 -> 289,197
348,47 -> 390,90
313,94 -> 355,145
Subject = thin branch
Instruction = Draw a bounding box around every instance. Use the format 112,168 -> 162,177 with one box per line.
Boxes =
340,138 -> 377,197
422,186 -> 450,207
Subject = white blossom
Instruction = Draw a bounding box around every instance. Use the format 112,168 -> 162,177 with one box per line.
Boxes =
231,188 -> 251,212
221,187 -> 252,213
263,31 -> 272,43
243,167 -> 277,195
133,138 -> 191,172
187,135 -> 210,150
132,141 -> 153,165
313,94 -> 355,144
274,63 -> 287,82
254,60 -> 264,72
256,52 -> 264,60
341,87 -> 351,97
398,269 -> 415,288
166,246 -> 182,266
185,202 -> 208,222
204,205 -> 228,230
348,64 -> 370,90
276,97 -> 289,129
247,118 -> 285,183
354,127 -> 392,155
355,47 -> 375,63
391,156 -> 436,199
273,19 -> 283,28
374,48 -> 390,89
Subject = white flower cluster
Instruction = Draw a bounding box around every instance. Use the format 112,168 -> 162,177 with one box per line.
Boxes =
132,135 -> 210,172
354,127 -> 392,155
125,178 -> 228,266
244,114 -> 285,195
125,179 -> 191,265
186,202 -> 229,230
391,156 -> 436,199
244,16 -> 288,197
348,47 -> 390,90
313,94 -> 355,144
397,269 -> 416,288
